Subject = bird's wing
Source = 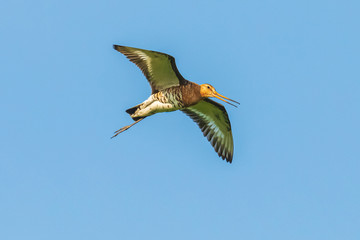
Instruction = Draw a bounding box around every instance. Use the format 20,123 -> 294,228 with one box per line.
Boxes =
113,45 -> 187,94
181,99 -> 234,163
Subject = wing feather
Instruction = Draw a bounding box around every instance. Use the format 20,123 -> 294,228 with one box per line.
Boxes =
181,99 -> 234,163
113,45 -> 187,93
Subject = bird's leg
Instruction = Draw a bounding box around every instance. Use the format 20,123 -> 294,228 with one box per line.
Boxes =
111,118 -> 145,138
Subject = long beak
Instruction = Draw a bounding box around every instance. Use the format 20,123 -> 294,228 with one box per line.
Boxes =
212,91 -> 240,108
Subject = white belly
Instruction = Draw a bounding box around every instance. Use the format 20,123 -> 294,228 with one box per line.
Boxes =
130,94 -> 181,118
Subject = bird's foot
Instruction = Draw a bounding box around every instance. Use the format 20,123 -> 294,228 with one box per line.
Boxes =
111,118 -> 145,139
111,126 -> 130,138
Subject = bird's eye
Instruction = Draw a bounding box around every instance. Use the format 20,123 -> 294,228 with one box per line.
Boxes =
207,86 -> 210,89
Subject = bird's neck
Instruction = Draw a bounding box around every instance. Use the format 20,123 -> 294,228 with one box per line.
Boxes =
181,82 -> 203,107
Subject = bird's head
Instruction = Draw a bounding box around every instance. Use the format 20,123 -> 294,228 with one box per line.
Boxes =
200,84 -> 240,107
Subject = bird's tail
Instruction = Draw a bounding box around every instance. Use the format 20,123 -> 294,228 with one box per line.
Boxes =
126,105 -> 143,121
125,105 -> 139,115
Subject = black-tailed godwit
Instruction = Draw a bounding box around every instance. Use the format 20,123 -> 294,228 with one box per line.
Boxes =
112,45 -> 239,163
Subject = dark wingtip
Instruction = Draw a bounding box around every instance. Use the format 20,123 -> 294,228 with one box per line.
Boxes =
219,151 -> 232,163
113,45 -> 126,51
224,154 -> 233,163
228,155 -> 233,163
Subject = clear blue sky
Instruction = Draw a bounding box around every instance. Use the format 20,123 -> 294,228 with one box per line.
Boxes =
1,0 -> 359,239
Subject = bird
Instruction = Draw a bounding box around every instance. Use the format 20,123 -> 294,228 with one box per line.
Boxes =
111,45 -> 239,163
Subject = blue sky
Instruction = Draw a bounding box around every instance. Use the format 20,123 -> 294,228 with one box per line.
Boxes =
1,0 -> 359,239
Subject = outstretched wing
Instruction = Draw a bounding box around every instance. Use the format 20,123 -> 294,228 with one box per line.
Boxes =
113,45 -> 187,93
181,99 -> 234,163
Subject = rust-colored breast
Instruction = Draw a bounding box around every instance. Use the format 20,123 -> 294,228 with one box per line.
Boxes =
181,82 -> 203,107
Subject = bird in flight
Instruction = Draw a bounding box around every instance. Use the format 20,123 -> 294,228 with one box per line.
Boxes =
112,45 -> 239,163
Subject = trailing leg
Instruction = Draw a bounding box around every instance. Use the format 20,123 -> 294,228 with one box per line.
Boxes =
111,117 -> 145,138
